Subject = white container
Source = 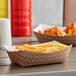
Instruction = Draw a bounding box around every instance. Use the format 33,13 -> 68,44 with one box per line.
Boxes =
0,19 -> 12,65
0,19 -> 12,47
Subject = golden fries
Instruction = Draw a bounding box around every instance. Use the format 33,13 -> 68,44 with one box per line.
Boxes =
16,43 -> 67,53
65,22 -> 76,36
38,26 -> 66,36
16,44 -> 45,53
38,22 -> 76,36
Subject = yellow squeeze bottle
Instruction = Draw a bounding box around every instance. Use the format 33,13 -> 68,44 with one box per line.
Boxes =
0,0 -> 8,18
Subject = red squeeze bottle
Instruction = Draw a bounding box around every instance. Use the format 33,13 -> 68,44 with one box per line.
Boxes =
11,0 -> 32,36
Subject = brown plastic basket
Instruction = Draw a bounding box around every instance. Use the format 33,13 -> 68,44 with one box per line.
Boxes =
6,45 -> 72,67
34,32 -> 76,46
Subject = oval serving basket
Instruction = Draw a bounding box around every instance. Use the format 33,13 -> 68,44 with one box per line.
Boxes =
33,24 -> 76,46
34,32 -> 76,46
5,42 -> 72,67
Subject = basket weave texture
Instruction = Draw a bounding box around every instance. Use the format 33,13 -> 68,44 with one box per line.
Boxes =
7,45 -> 72,67
34,32 -> 76,46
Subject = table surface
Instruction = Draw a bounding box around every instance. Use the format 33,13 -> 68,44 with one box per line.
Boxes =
0,37 -> 76,76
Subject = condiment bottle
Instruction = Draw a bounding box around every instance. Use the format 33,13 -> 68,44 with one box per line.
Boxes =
11,0 -> 32,36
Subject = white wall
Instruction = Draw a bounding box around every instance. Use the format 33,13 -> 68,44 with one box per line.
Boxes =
32,0 -> 64,26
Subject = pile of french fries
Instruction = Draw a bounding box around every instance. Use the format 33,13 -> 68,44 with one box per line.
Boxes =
38,22 -> 76,36
65,22 -> 76,36
16,42 -> 67,53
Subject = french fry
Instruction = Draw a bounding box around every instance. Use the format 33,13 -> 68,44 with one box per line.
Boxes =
16,44 -> 45,53
65,22 -> 76,36
38,22 -> 76,36
16,43 -> 67,53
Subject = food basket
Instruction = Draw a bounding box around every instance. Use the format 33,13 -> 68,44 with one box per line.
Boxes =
34,24 -> 76,46
5,41 -> 72,67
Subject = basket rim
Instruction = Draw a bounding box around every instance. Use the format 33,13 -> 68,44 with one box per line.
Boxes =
34,31 -> 76,37
6,45 -> 72,55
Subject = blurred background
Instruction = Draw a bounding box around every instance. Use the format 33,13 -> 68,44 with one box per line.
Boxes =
0,0 -> 76,58
33,0 -> 76,27
32,0 -> 64,27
